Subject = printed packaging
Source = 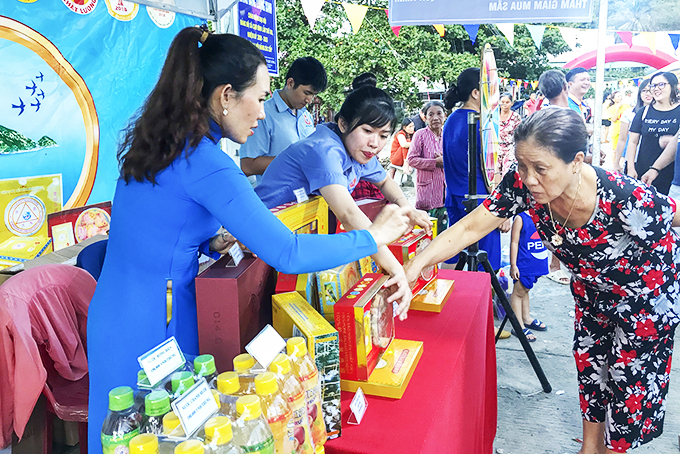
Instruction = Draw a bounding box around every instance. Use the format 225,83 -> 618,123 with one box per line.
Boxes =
315,262 -> 360,324
387,229 -> 437,295
410,278 -> 455,313
270,197 -> 329,234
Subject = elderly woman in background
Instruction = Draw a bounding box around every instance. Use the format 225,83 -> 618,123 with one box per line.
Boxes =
498,92 -> 522,176
407,108 -> 680,454
407,101 -> 446,215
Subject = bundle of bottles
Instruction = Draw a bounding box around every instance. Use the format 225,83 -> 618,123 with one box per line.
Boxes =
102,337 -> 327,454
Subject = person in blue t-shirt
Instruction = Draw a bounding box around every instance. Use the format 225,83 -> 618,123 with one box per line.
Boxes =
256,86 -> 432,316
509,212 -> 549,342
240,57 -> 327,185
441,68 -> 511,269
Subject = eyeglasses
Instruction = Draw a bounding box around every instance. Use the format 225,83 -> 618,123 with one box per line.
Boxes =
640,89 -> 652,94
650,82 -> 668,90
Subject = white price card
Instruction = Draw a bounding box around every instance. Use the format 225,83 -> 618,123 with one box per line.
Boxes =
347,387 -> 368,425
171,378 -> 219,436
137,337 -> 185,387
246,324 -> 286,370
293,187 -> 309,203
228,242 -> 244,267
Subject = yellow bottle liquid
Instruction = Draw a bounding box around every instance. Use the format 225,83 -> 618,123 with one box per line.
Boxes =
174,440 -> 204,454
255,372 -> 294,454
286,338 -> 326,447
269,354 -> 314,454
233,353 -> 257,395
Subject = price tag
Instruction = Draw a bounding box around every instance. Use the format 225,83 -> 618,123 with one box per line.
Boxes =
228,242 -> 244,267
293,188 -> 309,203
347,387 -> 368,425
171,378 -> 219,436
137,337 -> 186,387
246,324 -> 286,370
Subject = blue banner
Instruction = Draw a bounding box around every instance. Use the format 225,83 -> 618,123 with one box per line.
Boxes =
1,0 -> 199,207
238,0 -> 278,76
388,0 -> 593,25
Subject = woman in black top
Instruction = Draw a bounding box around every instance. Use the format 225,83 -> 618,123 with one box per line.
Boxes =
626,72 -> 680,195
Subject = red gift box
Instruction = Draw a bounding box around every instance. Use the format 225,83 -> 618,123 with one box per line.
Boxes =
388,229 -> 437,295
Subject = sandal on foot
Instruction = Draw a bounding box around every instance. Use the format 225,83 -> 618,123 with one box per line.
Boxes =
546,269 -> 570,285
526,318 -> 547,331
511,327 -> 536,342
494,326 -> 511,339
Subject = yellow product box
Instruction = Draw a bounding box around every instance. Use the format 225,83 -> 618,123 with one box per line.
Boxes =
410,278 -> 455,313
270,196 -> 329,234
316,261 -> 360,324
0,236 -> 52,270
275,272 -> 320,311
272,292 -> 342,439
358,256 -> 380,276
414,216 -> 439,237
340,338 -> 423,399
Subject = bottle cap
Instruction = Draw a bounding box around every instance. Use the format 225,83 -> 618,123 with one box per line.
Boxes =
162,411 -> 183,435
194,354 -> 217,377
233,353 -> 255,372
254,372 -> 278,396
216,371 -> 240,395
236,395 -> 262,420
269,353 -> 291,375
204,416 -> 233,445
129,434 -> 158,453
286,338 -> 308,358
108,386 -> 134,412
211,389 -> 221,407
171,371 -> 194,395
174,440 -> 204,454
145,390 -> 171,417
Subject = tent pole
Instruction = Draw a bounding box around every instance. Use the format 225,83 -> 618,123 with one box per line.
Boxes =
593,0 -> 608,167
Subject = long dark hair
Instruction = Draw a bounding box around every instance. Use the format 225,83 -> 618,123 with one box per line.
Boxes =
337,86 -> 397,134
118,27 -> 266,184
443,68 -> 480,109
514,108 -> 587,164
635,79 -> 651,112
400,117 -> 414,140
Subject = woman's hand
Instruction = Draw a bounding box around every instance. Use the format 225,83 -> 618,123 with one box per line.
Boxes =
498,218 -> 512,233
382,269 -> 413,321
641,168 -> 659,185
404,258 -> 422,288
627,165 -> 638,179
510,264 -> 520,281
435,155 -> 444,168
366,205 -> 411,247
405,207 -> 432,235
659,135 -> 674,149
209,230 -> 237,255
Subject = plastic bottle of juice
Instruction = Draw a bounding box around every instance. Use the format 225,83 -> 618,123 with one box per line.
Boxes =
142,390 -> 171,435
233,354 -> 256,394
195,354 -> 219,385
255,372 -> 293,454
162,411 -> 185,437
286,338 -> 326,447
175,440 -> 205,454
204,416 -> 242,454
130,433 -> 159,454
216,371 -> 241,418
269,354 -> 314,454
171,371 -> 195,397
135,370 -> 152,412
101,386 -> 143,454
233,395 -> 274,454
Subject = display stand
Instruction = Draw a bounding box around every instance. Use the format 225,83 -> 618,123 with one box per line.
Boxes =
455,111 -> 552,393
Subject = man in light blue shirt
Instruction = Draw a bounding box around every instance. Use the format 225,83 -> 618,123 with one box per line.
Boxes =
240,57 -> 328,185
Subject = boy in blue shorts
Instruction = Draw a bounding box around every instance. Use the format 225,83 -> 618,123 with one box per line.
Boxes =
509,212 -> 549,341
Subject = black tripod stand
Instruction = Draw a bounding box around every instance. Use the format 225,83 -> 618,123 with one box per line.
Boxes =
454,111 -> 551,393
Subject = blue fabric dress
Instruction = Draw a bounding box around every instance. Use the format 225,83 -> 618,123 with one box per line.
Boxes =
87,121 -> 378,452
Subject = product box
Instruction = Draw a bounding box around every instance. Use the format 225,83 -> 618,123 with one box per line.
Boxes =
47,201 -> 112,251
272,292 -> 342,439
340,338 -> 423,399
316,262 -> 360,324
335,198 -> 388,233
270,196 -> 329,234
388,229 -> 437,294
0,236 -> 52,270
414,216 -> 439,237
334,274 -> 395,382
275,272 -> 319,311
410,278 -> 455,313
195,253 -> 276,372
358,256 -> 379,276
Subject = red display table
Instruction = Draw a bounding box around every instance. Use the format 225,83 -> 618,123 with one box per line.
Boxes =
325,270 -> 496,454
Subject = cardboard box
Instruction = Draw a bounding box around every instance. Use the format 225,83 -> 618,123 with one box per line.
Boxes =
275,272 -> 319,311
270,197 -> 329,234
358,256 -> 379,276
334,274 -> 395,382
335,199 -> 388,233
271,292 -> 342,439
0,236 -> 52,270
47,202 -> 112,251
195,253 -> 276,373
340,339 -> 423,399
387,229 -> 437,294
316,262 -> 360,324
410,278 -> 455,313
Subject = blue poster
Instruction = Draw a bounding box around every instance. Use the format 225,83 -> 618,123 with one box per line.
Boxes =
238,0 -> 278,76
1,0 -> 199,207
388,0 -> 593,25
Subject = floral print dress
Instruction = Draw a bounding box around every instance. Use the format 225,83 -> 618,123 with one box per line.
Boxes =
483,164 -> 680,453
498,111 -> 521,176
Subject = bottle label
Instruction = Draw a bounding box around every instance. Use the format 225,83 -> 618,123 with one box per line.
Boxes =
241,436 -> 275,454
287,393 -> 314,454
101,428 -> 139,454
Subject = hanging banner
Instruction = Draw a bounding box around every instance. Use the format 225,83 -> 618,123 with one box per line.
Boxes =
387,0 -> 593,26
300,0 -> 325,29
342,2 -> 368,35
238,0 -> 279,76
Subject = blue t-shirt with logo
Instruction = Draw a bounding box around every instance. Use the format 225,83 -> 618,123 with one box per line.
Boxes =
516,212 -> 549,277
255,123 -> 387,208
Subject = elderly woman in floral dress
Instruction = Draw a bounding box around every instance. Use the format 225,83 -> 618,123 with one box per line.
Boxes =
407,108 -> 680,454
498,92 -> 522,176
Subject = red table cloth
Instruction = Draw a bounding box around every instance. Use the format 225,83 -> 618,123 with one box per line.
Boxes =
325,270 -> 496,454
